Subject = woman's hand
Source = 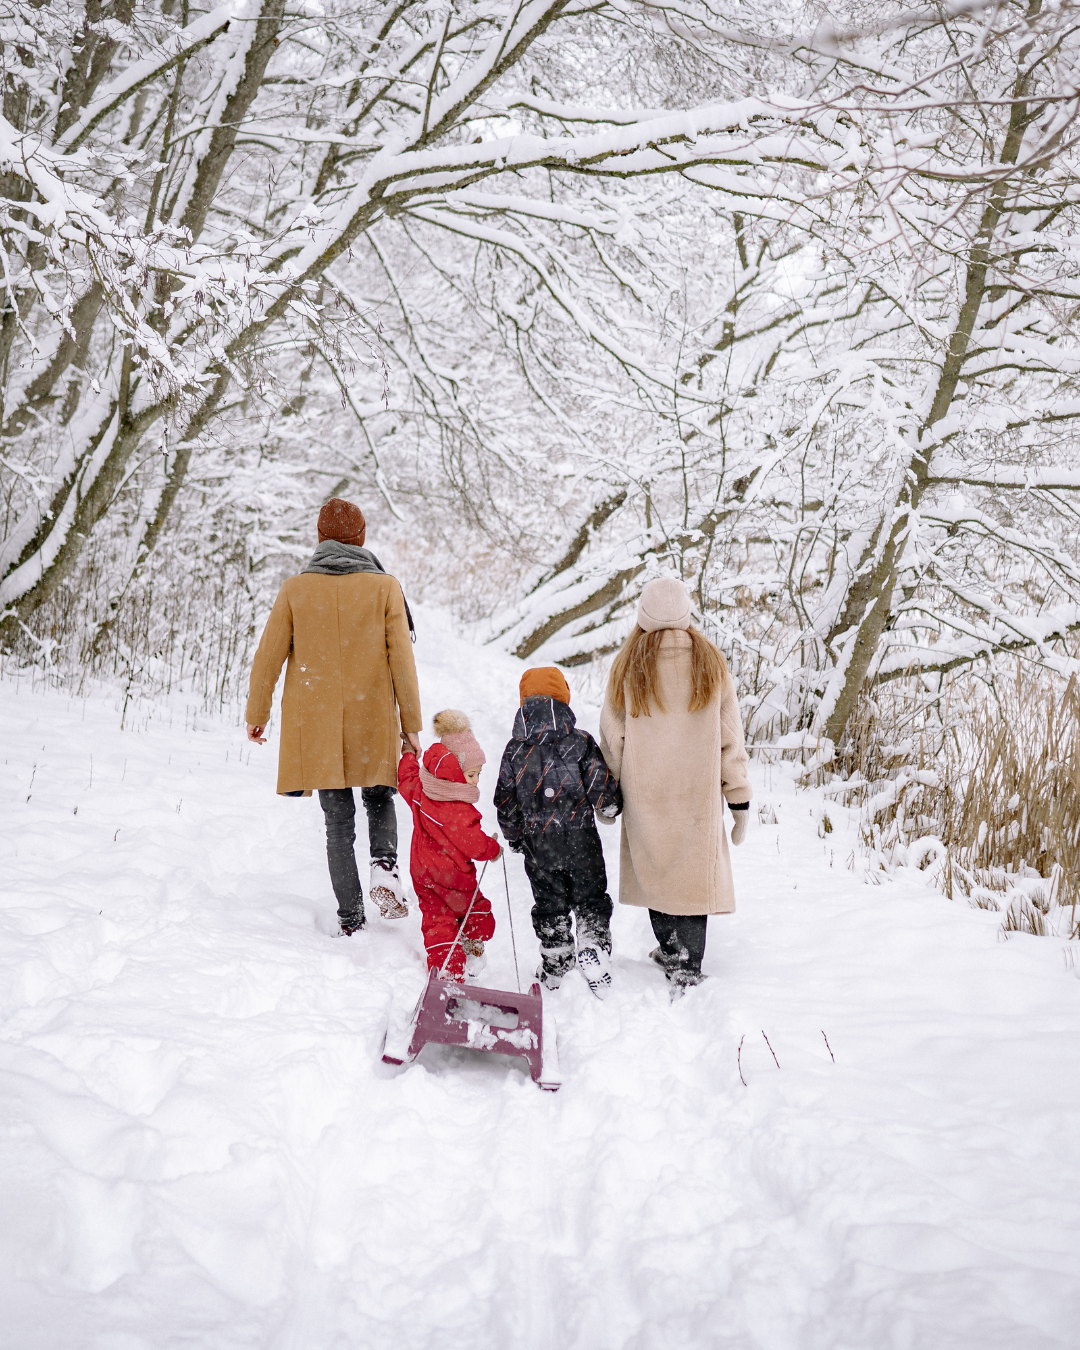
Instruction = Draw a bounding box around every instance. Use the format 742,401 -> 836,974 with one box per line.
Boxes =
730,811 -> 749,846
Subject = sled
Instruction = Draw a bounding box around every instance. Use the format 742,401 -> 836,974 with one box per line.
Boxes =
382,968 -> 562,1090
382,856 -> 562,1089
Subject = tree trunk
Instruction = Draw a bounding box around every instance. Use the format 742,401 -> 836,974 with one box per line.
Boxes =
820,46 -> 1038,740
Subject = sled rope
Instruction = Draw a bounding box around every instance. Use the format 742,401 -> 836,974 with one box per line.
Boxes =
502,850 -> 522,993
437,860 -> 489,979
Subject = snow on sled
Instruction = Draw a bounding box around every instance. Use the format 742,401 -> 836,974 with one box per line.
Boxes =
382,969 -> 562,1090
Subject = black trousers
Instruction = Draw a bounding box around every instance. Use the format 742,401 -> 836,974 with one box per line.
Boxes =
318,786 -> 397,918
522,826 -> 613,966
649,910 -> 708,974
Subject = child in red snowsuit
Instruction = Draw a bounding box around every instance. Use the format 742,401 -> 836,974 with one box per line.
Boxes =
398,710 -> 501,981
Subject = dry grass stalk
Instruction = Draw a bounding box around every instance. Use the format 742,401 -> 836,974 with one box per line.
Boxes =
833,668 -> 1080,938
1,526 -> 259,716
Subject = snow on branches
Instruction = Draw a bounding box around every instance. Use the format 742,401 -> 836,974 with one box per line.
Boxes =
1,0 -> 1079,735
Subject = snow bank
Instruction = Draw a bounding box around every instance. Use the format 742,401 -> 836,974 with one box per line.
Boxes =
2,605 -> 1080,1348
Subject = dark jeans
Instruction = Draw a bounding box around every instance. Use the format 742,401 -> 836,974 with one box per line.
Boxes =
649,910 -> 707,974
318,786 -> 397,919
522,826 -> 613,970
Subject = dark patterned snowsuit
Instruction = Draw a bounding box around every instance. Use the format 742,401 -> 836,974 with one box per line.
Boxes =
495,697 -> 622,977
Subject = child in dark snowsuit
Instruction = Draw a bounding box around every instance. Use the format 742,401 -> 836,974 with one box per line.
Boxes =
398,711 -> 501,982
495,667 -> 622,997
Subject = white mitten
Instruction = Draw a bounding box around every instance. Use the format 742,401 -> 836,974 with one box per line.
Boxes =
729,811 -> 749,846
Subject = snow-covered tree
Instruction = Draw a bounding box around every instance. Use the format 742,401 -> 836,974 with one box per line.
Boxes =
495,0 -> 1080,736
3,0 -> 1080,732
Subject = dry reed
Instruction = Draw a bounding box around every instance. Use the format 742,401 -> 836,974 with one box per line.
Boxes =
1,522 -> 267,716
834,668 -> 1080,937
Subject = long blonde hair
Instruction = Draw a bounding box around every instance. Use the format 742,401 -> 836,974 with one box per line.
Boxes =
607,625 -> 728,717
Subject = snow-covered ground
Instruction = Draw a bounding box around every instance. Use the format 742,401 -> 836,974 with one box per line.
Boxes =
2,606 -> 1079,1350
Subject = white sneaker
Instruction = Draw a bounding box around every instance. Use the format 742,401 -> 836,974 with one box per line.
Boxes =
370,860 -> 407,919
576,944 -> 613,1000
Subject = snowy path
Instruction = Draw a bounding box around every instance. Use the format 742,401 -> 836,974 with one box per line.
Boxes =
2,609 -> 1080,1349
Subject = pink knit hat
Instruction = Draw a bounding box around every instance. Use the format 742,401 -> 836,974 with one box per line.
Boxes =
431,710 -> 485,770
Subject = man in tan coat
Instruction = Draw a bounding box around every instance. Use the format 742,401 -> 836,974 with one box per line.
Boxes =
245,499 -> 422,935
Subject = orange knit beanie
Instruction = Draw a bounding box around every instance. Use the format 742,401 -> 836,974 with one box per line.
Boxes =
317,498 -> 366,546
519,667 -> 571,706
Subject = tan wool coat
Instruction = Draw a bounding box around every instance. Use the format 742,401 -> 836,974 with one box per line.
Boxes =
246,572 -> 422,795
599,629 -> 752,916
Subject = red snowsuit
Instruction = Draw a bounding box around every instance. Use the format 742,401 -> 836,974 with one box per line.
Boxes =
398,746 -> 500,980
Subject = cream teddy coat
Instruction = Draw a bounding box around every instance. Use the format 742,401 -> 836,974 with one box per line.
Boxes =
599,629 -> 752,915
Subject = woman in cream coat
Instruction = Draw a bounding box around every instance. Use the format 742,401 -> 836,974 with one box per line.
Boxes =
599,577 -> 752,991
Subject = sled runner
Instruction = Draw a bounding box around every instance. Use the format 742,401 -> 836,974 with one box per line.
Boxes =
381,855 -> 562,1089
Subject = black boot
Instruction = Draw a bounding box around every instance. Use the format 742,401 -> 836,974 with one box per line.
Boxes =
534,910 -> 575,988
339,907 -> 365,936
537,942 -> 575,989
649,911 -> 707,993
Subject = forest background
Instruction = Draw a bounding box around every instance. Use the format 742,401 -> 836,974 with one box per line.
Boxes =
3,0 -> 1080,931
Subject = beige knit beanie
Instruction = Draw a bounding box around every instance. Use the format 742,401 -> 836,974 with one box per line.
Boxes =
432,709 -> 486,770
636,577 -> 692,632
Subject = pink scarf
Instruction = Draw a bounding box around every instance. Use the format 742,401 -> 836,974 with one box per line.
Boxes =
419,758 -> 479,804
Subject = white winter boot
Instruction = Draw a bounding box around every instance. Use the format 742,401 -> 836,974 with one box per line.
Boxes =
370,860 -> 407,919
576,943 -> 613,1000
462,938 -> 487,980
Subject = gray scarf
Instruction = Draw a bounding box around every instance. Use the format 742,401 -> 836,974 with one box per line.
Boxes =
301,540 -> 415,639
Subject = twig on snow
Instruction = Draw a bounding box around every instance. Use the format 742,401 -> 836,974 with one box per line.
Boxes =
761,1030 -> 780,1068
737,1034 -> 747,1086
822,1029 -> 835,1063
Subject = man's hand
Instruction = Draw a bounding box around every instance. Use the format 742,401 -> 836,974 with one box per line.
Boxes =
246,724 -> 267,745
405,731 -> 421,753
